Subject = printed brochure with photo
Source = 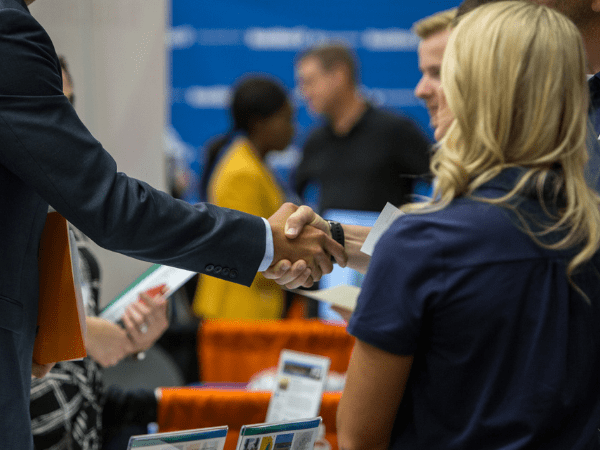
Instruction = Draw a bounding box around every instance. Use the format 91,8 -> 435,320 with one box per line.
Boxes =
127,426 -> 227,450
236,418 -> 321,450
266,350 -> 330,423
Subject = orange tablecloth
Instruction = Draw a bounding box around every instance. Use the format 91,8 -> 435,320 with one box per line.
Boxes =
198,319 -> 355,383
158,387 -> 342,450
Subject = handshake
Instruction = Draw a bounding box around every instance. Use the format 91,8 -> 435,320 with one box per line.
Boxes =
264,202 -> 348,289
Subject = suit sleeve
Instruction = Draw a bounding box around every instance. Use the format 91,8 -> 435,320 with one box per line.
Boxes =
0,8 -> 265,286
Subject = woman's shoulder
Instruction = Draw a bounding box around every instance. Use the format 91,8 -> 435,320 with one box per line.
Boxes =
380,197 -> 545,268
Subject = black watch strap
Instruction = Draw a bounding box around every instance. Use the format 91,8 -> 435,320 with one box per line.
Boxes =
327,220 -> 345,256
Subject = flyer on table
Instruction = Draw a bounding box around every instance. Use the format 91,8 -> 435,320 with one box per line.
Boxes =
127,426 -> 227,450
266,350 -> 330,423
236,418 -> 321,450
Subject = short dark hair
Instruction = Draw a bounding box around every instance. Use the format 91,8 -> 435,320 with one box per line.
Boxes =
200,75 -> 289,200
296,43 -> 359,85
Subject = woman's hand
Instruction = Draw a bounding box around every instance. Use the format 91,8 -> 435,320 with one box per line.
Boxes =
122,288 -> 169,353
86,316 -> 135,367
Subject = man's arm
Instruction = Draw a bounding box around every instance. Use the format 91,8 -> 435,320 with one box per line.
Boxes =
0,9 -> 339,286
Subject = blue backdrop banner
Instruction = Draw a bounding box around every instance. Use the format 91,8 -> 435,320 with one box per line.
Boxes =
168,0 -> 459,202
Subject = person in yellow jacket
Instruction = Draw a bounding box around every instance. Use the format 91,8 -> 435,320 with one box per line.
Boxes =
194,76 -> 295,319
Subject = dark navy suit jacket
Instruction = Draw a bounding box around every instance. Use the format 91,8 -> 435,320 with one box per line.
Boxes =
0,1 -> 266,447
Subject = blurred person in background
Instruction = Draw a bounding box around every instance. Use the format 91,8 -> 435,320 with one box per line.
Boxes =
267,18 -> 456,290
30,56 -> 169,450
293,43 -> 431,214
193,75 -> 294,320
413,8 -> 457,133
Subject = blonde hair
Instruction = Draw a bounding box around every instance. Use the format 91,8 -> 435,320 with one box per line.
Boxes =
408,2 -> 600,290
412,8 -> 457,40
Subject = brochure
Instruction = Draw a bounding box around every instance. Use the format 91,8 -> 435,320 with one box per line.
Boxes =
127,426 -> 227,450
265,350 -> 330,423
360,202 -> 403,256
100,264 -> 196,322
236,418 -> 321,450
290,285 -> 360,313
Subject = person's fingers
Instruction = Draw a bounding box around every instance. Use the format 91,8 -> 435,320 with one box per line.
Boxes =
263,259 -> 292,280
32,362 -> 55,378
281,267 -> 313,290
311,251 -> 332,282
126,304 -> 146,327
325,238 -> 348,268
290,273 -> 313,289
265,259 -> 310,287
285,205 -> 327,238
134,296 -> 152,316
122,311 -> 142,341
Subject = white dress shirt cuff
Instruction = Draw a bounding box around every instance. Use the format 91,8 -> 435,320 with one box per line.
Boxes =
258,217 -> 274,272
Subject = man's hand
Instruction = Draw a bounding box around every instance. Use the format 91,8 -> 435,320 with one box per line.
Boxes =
267,203 -> 347,288
122,288 -> 169,353
266,203 -> 372,279
31,362 -> 55,379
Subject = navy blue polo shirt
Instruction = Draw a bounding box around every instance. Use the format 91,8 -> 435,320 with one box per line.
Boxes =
348,169 -> 600,449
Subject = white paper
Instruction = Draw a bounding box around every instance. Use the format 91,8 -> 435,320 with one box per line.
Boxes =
100,264 -> 196,322
265,351 -> 330,424
360,202 -> 403,256
290,285 -> 360,312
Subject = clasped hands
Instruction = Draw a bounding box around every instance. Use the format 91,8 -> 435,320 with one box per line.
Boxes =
265,202 -> 346,289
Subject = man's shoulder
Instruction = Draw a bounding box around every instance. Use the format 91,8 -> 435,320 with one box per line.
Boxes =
0,0 -> 61,98
0,0 -> 26,12
366,105 -> 420,131
302,123 -> 331,150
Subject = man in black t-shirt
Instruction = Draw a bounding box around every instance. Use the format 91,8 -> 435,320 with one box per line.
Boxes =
294,44 -> 431,213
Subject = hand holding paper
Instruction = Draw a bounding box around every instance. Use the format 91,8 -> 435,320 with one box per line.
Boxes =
86,316 -> 135,367
122,285 -> 169,353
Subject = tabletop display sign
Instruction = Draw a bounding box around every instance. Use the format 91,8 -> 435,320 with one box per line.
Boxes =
127,426 -> 228,450
236,417 -> 321,450
265,350 -> 330,423
100,263 -> 196,322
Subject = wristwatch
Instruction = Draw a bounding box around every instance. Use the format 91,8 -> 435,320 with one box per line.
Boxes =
327,220 -> 345,262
